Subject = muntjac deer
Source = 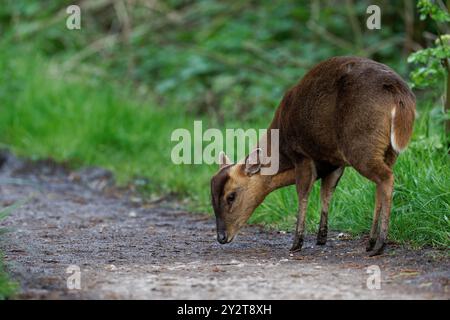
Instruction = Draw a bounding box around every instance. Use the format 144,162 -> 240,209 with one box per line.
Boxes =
211,56 -> 415,256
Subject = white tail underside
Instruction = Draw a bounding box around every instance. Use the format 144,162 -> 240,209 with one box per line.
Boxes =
390,107 -> 402,153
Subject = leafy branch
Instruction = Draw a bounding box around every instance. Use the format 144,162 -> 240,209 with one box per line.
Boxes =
408,0 -> 450,139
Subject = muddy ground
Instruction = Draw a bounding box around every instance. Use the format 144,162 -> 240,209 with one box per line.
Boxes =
0,151 -> 448,299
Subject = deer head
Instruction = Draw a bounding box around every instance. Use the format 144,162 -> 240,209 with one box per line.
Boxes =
210,150 -> 270,244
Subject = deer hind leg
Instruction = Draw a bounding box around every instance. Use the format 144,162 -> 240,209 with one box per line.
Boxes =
317,167 -> 344,245
366,148 -> 397,252
370,172 -> 394,256
366,191 -> 381,252
290,158 -> 317,253
354,155 -> 395,256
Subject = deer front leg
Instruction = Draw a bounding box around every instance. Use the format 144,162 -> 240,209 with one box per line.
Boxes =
290,159 -> 316,252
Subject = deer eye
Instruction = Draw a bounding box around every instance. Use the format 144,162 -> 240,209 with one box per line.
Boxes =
226,192 -> 236,205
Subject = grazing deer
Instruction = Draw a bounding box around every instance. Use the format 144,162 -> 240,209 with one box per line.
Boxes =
211,56 -> 415,256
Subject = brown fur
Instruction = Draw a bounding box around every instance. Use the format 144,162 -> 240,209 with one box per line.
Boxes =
211,56 -> 415,255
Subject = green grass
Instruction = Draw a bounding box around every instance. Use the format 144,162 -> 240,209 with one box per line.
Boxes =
0,256 -> 15,300
0,46 -> 448,249
0,203 -> 21,299
0,47 -> 216,200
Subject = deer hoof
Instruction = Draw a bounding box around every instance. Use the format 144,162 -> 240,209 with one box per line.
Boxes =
367,241 -> 386,257
316,228 -> 327,245
290,237 -> 303,252
366,238 -> 376,252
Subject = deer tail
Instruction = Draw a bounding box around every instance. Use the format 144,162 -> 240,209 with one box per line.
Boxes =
390,87 -> 416,153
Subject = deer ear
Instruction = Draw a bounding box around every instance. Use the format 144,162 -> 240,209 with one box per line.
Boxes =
218,151 -> 232,169
245,148 -> 262,176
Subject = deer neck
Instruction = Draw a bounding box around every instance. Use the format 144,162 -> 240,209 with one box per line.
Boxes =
265,168 -> 296,193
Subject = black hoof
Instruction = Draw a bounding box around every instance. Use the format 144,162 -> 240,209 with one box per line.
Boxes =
366,238 -> 376,252
368,242 -> 386,257
290,237 -> 303,252
316,228 -> 327,245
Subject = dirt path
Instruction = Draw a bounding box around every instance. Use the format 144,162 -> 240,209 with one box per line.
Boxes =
0,151 -> 448,299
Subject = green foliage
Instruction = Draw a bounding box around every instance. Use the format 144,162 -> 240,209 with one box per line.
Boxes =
417,0 -> 450,22
408,0 -> 449,89
408,45 -> 450,87
0,45 -> 209,196
0,0 -> 411,121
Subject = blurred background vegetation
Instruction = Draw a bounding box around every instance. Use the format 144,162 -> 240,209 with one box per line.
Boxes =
0,1 -> 448,288
0,0 -> 448,121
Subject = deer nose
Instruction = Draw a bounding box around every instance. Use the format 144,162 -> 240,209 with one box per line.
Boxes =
217,231 -> 227,244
